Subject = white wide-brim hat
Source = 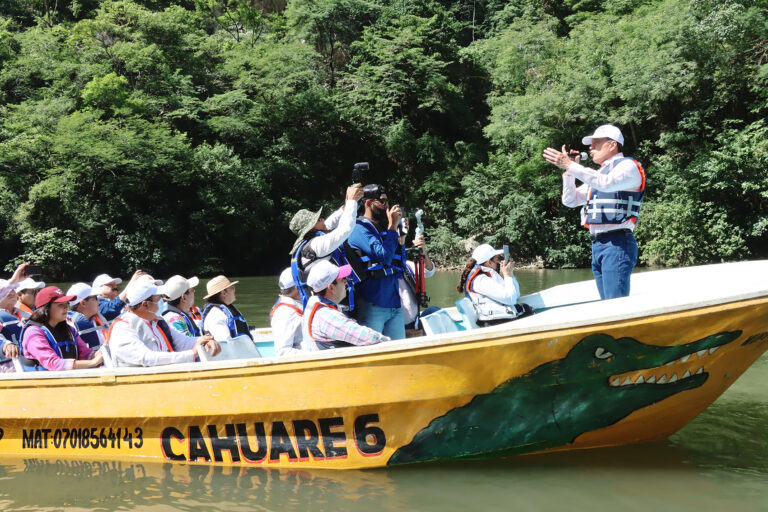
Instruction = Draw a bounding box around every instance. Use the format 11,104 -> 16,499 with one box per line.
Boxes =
472,243 -> 503,265
582,124 -> 624,146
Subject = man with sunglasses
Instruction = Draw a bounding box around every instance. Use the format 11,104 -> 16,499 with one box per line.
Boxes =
302,260 -> 389,350
543,124 -> 645,299
107,278 -> 220,367
345,184 -> 407,340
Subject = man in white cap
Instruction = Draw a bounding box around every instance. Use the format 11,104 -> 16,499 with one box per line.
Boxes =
66,283 -> 109,348
15,277 -> 45,320
93,270 -> 145,321
159,275 -> 201,337
543,124 -> 645,299
270,268 -> 304,356
302,260 -> 389,350
107,278 -> 220,367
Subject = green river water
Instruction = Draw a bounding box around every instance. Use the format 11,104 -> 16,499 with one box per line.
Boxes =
1,269 -> 767,511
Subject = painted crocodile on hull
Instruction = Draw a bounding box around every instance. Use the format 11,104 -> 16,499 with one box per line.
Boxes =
389,330 -> 742,464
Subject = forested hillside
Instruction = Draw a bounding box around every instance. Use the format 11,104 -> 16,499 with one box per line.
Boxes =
1,0 -> 766,278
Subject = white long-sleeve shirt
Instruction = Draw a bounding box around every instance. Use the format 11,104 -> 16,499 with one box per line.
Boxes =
562,153 -> 644,235
469,266 -> 520,307
204,306 -> 234,342
270,297 -> 304,356
109,312 -> 198,367
299,200 -> 358,268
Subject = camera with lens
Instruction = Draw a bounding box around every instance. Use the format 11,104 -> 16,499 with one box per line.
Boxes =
351,162 -> 369,184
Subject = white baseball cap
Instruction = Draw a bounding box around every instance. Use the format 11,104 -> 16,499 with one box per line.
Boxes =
92,273 -> 123,290
306,261 -> 353,293
158,275 -> 199,301
582,124 -> 624,146
16,277 -> 45,292
472,244 -> 503,265
67,282 -> 95,306
125,279 -> 159,307
278,268 -> 295,290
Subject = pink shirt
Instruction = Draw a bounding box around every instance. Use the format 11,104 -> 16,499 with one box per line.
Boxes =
23,324 -> 95,371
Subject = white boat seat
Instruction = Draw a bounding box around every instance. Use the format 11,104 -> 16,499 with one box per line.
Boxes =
455,298 -> 478,330
100,345 -> 115,369
421,310 -> 461,336
199,335 -> 262,363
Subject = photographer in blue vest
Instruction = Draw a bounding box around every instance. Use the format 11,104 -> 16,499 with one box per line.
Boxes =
345,185 -> 406,340
543,124 -> 646,299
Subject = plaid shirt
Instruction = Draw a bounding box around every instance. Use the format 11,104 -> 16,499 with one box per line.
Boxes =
311,301 -> 389,346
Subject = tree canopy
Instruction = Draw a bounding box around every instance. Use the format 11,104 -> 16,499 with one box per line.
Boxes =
0,0 -> 766,278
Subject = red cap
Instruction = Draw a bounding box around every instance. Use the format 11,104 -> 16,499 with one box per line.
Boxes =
35,286 -> 77,309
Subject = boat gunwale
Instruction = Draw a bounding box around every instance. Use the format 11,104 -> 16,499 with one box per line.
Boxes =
1,290 -> 766,386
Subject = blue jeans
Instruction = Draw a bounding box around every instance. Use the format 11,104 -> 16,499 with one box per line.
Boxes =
591,231 -> 638,300
355,298 -> 406,340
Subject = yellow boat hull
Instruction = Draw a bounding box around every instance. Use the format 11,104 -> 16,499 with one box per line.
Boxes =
1,292 -> 766,469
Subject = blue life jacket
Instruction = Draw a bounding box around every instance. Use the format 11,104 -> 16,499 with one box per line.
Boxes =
162,304 -> 202,337
201,303 -> 253,340
67,311 -> 108,349
344,219 -> 407,282
19,321 -> 80,372
581,157 -> 646,226
291,230 -> 355,310
0,309 -> 23,345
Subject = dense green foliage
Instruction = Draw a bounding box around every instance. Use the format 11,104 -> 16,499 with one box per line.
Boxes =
0,0 -> 766,278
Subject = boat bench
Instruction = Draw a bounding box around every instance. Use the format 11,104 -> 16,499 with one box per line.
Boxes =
454,298 -> 478,330
421,309 -> 464,336
198,335 -> 262,362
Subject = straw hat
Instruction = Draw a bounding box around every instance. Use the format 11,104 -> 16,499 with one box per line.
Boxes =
288,207 -> 323,255
204,275 -> 239,300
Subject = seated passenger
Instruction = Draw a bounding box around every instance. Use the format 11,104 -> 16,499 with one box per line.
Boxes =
303,260 -> 389,350
20,286 -> 104,371
0,280 -> 19,360
66,283 -> 109,349
15,277 -> 45,321
0,265 -> 31,359
458,244 -> 532,327
93,270 -> 144,321
270,268 -> 304,356
201,275 -> 253,342
159,275 -> 201,337
108,279 -> 219,367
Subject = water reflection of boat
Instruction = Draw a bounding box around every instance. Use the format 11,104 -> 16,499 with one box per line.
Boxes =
0,262 -> 766,469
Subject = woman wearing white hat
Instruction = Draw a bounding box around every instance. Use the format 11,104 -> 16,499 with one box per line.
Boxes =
201,276 -> 253,342
457,244 -> 529,327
